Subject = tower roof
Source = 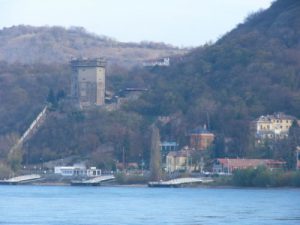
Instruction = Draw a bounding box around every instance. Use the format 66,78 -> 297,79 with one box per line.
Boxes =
70,57 -> 106,68
189,125 -> 213,135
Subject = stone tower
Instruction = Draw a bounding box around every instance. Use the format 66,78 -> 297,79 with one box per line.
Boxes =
70,58 -> 106,108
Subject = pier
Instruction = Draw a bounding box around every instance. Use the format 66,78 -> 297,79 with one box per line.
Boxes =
71,175 -> 115,186
148,177 -> 214,187
0,174 -> 42,185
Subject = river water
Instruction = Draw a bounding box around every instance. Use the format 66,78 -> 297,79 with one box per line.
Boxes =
0,185 -> 299,225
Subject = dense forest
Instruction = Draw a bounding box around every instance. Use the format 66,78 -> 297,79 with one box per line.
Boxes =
0,0 -> 300,171
125,0 -> 300,157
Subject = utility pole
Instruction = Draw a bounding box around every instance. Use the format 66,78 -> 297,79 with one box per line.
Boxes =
206,112 -> 210,131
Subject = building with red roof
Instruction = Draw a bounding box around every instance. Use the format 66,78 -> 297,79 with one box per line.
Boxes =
213,158 -> 285,174
189,126 -> 214,151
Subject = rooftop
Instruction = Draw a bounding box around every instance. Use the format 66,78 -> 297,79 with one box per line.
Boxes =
160,141 -> 178,146
189,125 -> 213,135
167,146 -> 195,157
254,112 -> 296,122
216,158 -> 285,169
70,57 -> 106,68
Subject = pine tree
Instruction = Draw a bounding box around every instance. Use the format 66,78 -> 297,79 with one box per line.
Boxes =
47,89 -> 55,105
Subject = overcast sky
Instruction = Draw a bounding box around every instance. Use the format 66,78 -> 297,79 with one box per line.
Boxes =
0,0 -> 273,47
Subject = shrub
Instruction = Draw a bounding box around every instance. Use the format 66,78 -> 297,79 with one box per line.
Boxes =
0,163 -> 12,179
232,167 -> 300,187
115,172 -> 149,184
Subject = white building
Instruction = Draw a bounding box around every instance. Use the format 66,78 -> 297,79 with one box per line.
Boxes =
87,167 -> 102,177
54,165 -> 101,177
251,112 -> 296,143
143,57 -> 170,67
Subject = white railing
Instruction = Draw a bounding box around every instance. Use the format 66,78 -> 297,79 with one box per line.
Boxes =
9,106 -> 48,154
18,106 -> 48,144
149,177 -> 214,186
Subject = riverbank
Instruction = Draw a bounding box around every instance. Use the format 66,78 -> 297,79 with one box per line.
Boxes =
2,180 -> 300,189
2,167 -> 300,188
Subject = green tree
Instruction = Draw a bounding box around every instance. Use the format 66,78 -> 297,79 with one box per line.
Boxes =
47,88 -> 56,104
7,146 -> 23,172
0,163 -> 12,179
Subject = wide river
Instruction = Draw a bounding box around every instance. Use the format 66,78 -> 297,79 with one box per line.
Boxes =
0,185 -> 299,225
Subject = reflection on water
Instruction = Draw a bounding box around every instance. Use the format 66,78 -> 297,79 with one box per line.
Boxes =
0,186 -> 299,225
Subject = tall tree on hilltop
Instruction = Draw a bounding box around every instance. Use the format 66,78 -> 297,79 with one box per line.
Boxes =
150,125 -> 161,181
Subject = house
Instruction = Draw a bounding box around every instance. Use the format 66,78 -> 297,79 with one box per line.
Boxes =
142,57 -> 170,67
251,112 -> 296,143
87,167 -> 102,177
166,147 -> 194,173
160,141 -> 179,160
189,126 -> 214,150
54,165 -> 101,177
213,158 -> 286,174
54,164 -> 86,176
127,162 -> 139,170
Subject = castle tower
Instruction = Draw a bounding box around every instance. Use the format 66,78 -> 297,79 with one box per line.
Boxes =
70,58 -> 106,108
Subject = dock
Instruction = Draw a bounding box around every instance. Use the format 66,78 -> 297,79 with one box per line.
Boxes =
148,177 -> 214,187
0,174 -> 42,185
71,175 -> 115,186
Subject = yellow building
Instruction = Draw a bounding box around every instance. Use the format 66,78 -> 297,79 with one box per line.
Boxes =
166,148 -> 191,173
252,112 -> 296,142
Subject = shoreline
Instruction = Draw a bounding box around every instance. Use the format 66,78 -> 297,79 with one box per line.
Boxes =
2,181 -> 298,189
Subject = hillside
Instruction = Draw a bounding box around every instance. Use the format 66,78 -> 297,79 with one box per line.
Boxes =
0,25 -> 185,66
1,0 -> 300,170
128,0 -> 300,155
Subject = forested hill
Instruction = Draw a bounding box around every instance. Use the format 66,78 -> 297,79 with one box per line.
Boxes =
0,25 -> 185,65
128,0 -> 300,154
1,0 -> 300,167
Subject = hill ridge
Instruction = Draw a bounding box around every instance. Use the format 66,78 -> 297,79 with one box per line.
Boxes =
0,25 -> 186,65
